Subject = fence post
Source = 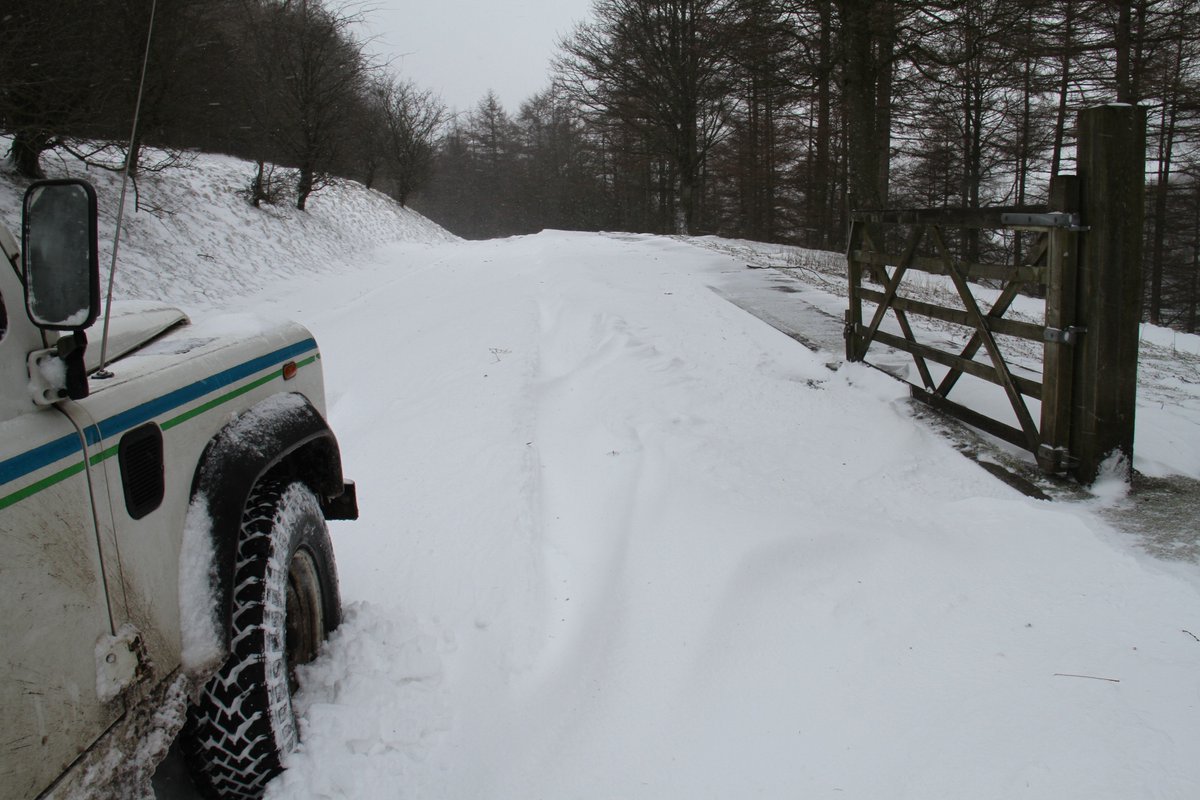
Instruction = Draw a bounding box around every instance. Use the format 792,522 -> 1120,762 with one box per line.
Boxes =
1071,104 -> 1146,484
845,216 -> 864,362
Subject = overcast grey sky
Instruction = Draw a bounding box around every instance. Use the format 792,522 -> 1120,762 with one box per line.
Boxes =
357,1 -> 596,114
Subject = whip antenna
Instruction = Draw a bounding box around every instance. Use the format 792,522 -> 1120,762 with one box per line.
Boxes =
95,0 -> 158,378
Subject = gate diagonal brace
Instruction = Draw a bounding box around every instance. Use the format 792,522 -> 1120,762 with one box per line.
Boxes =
930,226 -> 1042,450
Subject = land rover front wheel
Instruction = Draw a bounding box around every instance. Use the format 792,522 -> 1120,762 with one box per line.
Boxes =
183,480 -> 340,799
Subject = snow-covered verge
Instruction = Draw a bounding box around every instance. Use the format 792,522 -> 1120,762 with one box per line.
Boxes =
219,231 -> 1198,799
0,138 -> 457,310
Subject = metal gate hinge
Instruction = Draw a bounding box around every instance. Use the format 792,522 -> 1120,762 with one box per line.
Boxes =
1044,325 -> 1086,345
1001,212 -> 1089,232
1036,444 -> 1076,474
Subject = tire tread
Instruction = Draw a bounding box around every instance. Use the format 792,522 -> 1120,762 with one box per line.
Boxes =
181,480 -> 334,799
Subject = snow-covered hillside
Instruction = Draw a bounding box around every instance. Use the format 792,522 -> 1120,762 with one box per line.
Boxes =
0,141 -> 456,309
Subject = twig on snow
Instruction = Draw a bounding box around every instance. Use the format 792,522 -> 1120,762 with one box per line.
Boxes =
1053,673 -> 1120,683
1183,629 -> 1200,643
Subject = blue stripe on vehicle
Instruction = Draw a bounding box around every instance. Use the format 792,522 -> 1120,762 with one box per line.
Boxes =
83,338 -> 318,445
0,435 -> 83,486
1,338 -> 318,489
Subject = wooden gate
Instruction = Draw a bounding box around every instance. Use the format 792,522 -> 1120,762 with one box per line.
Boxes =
845,199 -> 1081,473
844,105 -> 1146,484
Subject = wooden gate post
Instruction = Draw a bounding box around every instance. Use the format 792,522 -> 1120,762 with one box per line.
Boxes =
1038,175 -> 1080,473
1071,104 -> 1146,484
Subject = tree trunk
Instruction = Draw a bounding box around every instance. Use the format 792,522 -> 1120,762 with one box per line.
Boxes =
9,130 -> 49,179
1191,181 -> 1200,333
1114,0 -> 1132,101
296,167 -> 314,211
763,91 -> 776,241
1014,46 -> 1034,266
251,160 -> 268,208
1051,0 -> 1074,178
127,133 -> 143,180
1149,94 -> 1177,326
812,0 -> 833,247
1148,8 -> 1187,326
677,108 -> 700,234
837,0 -> 893,214
872,1 -> 895,207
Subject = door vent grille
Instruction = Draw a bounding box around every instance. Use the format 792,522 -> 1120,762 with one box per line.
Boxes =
119,424 -> 164,520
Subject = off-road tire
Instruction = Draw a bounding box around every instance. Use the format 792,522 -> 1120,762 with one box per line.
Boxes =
183,480 -> 341,799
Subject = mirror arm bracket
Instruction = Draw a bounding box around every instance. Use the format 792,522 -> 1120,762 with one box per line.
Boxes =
59,330 -> 90,400
27,331 -> 90,406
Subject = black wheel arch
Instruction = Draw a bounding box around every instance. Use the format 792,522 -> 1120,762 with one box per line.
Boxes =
188,392 -> 350,654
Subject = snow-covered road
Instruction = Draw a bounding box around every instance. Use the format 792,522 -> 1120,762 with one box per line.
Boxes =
246,231 -> 1199,799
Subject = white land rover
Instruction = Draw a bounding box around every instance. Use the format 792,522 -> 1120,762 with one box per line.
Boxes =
1,179 -> 357,799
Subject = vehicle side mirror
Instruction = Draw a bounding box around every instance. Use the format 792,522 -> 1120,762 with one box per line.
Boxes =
22,179 -> 101,331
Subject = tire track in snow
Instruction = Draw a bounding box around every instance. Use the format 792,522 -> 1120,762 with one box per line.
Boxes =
529,296 -> 647,685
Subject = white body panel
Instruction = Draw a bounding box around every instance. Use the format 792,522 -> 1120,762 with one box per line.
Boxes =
1,244 -> 332,799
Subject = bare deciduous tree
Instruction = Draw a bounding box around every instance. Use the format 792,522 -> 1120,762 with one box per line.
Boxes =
375,79 -> 448,206
236,0 -> 370,209
556,0 -> 739,234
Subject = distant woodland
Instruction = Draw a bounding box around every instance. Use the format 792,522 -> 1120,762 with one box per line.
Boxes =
3,0 -> 1199,330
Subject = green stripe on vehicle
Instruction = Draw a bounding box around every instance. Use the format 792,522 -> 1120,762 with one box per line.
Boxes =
0,461 -> 87,511
89,445 -> 118,468
161,370 -> 277,431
